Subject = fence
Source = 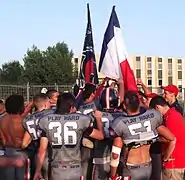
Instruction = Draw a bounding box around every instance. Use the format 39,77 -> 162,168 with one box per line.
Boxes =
0,83 -> 74,102
0,84 -> 185,112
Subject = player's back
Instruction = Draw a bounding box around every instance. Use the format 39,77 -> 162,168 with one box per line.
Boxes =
0,114 -> 25,148
23,109 -> 55,141
93,112 -> 124,163
39,113 -> 91,180
91,112 -> 124,180
39,113 -> 91,163
112,109 -> 162,146
77,99 -> 101,115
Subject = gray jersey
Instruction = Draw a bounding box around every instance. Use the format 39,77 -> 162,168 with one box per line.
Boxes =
93,112 -> 124,164
77,99 -> 101,115
23,109 -> 54,140
38,113 -> 91,164
110,109 -> 163,145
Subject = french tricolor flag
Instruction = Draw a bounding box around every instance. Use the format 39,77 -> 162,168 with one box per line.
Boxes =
99,6 -> 138,92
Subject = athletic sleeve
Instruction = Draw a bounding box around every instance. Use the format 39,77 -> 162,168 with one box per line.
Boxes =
38,116 -> 46,131
38,115 -> 49,138
110,118 -> 123,137
82,115 -> 91,130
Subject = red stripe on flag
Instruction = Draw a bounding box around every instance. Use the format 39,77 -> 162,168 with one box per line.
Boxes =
80,176 -> 84,180
120,59 -> 138,92
124,176 -> 131,180
85,58 -> 94,83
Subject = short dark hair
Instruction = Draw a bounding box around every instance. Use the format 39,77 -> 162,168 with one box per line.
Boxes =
149,96 -> 168,109
56,93 -> 75,114
82,83 -> 96,101
5,94 -> 25,115
124,91 -> 140,113
33,93 -> 48,102
46,89 -> 58,99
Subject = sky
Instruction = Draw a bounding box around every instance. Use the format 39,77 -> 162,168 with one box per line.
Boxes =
0,0 -> 185,65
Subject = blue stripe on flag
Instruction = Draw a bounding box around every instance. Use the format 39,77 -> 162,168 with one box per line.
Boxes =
99,6 -> 120,72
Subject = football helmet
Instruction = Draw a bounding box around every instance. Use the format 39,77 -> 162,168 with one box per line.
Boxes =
100,87 -> 119,109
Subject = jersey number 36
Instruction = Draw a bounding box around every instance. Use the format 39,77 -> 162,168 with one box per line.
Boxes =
48,122 -> 77,146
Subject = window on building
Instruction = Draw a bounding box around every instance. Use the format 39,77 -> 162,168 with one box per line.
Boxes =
158,58 -> 162,63
168,77 -> 173,84
168,59 -> 172,76
147,78 -> 152,86
146,58 -> 152,86
147,57 -> 152,62
168,58 -> 172,63
158,70 -> 162,78
136,69 -> 141,78
147,62 -> 152,69
168,69 -> 172,76
168,63 -> 172,69
157,88 -> 163,95
177,59 -> 182,71
147,70 -> 152,77
177,59 -> 182,64
136,61 -> 141,69
178,85 -> 182,93
136,56 -> 140,61
158,79 -> 162,86
178,71 -> 182,80
158,58 -> 162,70
74,58 -> 78,64
178,64 -> 182,71
178,80 -> 182,93
136,56 -> 141,69
158,63 -> 162,70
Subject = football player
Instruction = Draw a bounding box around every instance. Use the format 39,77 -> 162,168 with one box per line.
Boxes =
0,95 -> 31,180
22,93 -> 52,148
33,92 -> 104,180
109,91 -> 176,180
46,89 -> 59,109
92,87 -> 124,180
77,83 -> 102,180
22,93 -> 54,180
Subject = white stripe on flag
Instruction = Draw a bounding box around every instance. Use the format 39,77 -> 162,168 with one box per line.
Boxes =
123,177 -> 131,180
106,88 -> 110,109
100,36 -> 122,79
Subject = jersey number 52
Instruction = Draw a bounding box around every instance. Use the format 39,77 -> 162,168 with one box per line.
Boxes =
48,122 -> 77,146
26,120 -> 39,140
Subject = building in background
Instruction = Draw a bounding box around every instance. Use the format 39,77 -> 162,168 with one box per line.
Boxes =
72,54 -> 185,99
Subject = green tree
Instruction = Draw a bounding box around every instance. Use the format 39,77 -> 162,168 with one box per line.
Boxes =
23,42 -> 75,84
23,45 -> 46,84
0,68 -> 2,83
0,61 -> 24,84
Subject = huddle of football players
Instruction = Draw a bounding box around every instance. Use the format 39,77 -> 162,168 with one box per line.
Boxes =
0,78 -> 176,180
